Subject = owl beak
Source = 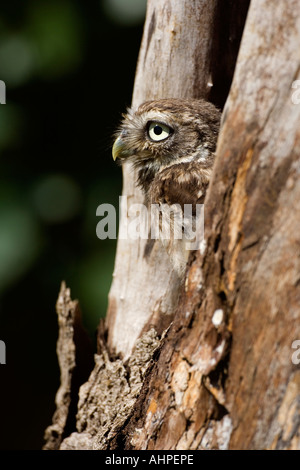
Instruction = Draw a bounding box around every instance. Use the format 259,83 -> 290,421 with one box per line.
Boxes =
112,135 -> 129,161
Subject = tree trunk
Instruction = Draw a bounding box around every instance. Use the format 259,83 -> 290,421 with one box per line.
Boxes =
44,0 -> 300,450
105,0 -> 249,360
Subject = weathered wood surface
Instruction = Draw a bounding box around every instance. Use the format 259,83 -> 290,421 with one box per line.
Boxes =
44,283 -> 93,450
114,0 -> 300,450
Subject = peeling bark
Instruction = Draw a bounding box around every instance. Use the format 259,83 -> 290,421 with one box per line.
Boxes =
60,328 -> 161,450
44,283 -> 93,450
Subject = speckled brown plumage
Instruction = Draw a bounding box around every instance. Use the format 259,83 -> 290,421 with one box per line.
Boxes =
113,98 -> 221,276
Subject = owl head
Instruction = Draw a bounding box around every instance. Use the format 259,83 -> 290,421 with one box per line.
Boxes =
112,98 -> 220,191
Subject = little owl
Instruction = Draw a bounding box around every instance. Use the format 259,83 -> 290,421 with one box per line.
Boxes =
112,98 -> 221,277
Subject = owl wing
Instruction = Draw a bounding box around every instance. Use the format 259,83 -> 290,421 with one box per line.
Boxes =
147,161 -> 211,276
148,161 -> 211,210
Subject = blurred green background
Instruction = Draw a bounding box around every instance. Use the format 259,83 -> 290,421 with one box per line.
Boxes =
0,0 -> 146,449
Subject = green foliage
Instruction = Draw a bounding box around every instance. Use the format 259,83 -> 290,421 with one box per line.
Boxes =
26,0 -> 84,78
0,198 -> 41,296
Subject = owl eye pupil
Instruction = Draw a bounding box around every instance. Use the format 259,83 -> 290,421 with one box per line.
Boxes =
154,125 -> 163,135
148,121 -> 172,142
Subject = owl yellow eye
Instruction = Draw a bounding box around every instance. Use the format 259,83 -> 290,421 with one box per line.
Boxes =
148,122 -> 172,142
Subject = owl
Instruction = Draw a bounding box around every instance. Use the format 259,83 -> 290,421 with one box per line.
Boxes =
112,98 -> 221,277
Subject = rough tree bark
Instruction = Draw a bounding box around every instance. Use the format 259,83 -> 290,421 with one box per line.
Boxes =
44,0 -> 299,450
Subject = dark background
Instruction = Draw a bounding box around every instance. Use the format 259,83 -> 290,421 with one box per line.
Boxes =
0,0 -> 146,450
